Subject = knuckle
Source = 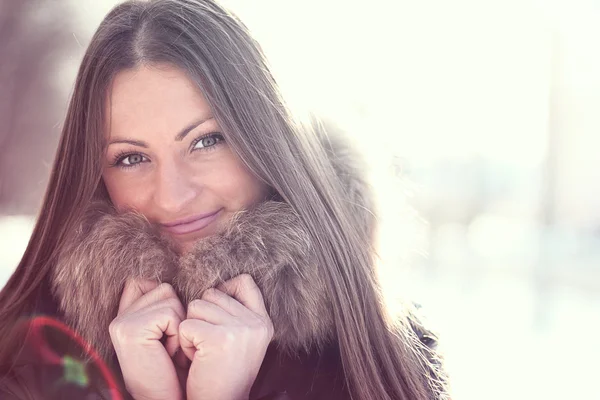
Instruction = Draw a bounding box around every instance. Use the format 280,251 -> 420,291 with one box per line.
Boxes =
108,320 -> 118,335
265,320 -> 275,339
201,288 -> 219,301
257,317 -> 274,340
178,319 -> 190,334
221,330 -> 237,346
188,298 -> 203,312
164,306 -> 182,322
238,273 -> 254,286
109,319 -> 128,342
166,310 -> 182,327
157,282 -> 176,296
165,296 -> 182,310
188,299 -> 211,319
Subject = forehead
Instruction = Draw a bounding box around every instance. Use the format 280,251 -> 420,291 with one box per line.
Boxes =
106,64 -> 212,138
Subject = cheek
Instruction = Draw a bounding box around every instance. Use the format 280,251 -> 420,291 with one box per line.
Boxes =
210,158 -> 270,209
102,173 -> 150,212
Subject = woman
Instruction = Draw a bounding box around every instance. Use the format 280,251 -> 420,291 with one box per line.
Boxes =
0,0 -> 447,399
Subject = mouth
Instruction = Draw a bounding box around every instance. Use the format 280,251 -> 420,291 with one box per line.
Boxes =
161,209 -> 223,235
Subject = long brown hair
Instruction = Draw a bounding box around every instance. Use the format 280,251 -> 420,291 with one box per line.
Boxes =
0,1 -> 443,398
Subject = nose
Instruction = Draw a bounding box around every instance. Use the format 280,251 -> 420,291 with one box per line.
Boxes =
153,159 -> 198,216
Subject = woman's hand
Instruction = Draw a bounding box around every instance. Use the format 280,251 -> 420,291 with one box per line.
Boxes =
109,280 -> 186,400
180,274 -> 274,400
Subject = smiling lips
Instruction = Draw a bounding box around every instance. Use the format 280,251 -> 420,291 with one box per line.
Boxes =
161,209 -> 222,235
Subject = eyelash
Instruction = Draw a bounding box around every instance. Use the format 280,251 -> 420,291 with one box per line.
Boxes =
110,132 -> 225,169
190,132 -> 225,152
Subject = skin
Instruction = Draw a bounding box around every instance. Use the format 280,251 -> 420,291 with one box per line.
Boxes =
104,64 -> 274,400
103,63 -> 270,254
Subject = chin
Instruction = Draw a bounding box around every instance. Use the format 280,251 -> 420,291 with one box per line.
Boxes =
168,217 -> 226,254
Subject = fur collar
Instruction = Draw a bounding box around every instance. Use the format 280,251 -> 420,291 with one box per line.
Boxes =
50,122 -> 376,362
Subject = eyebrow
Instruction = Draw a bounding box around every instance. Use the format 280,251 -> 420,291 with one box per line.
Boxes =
108,117 -> 214,147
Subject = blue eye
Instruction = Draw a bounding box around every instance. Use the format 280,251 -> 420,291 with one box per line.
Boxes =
113,153 -> 148,168
122,154 -> 145,165
192,133 -> 224,151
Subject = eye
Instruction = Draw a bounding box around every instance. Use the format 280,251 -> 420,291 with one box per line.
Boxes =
116,153 -> 147,167
192,133 -> 224,151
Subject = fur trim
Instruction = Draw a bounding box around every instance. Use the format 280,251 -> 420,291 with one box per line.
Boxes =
51,201 -> 333,361
176,201 -> 333,355
50,121 -> 369,361
50,201 -> 179,361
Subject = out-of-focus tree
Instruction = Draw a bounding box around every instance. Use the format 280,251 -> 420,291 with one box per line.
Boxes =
0,0 -> 72,215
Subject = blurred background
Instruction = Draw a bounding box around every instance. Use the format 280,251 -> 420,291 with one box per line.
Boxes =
1,0 -> 598,398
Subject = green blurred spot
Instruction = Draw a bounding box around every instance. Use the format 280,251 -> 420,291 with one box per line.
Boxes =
63,356 -> 89,387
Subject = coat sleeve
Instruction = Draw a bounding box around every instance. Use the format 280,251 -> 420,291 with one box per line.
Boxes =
0,364 -> 123,400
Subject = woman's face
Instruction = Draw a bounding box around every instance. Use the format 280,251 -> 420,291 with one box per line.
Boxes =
102,64 -> 270,252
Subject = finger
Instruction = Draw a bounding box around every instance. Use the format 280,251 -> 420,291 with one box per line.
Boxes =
201,287 -> 248,317
137,296 -> 186,323
124,282 -> 180,314
149,306 -> 183,353
164,330 -> 181,358
135,297 -> 186,355
217,274 -> 268,317
187,299 -> 234,324
118,279 -> 160,314
178,319 -> 216,361
110,305 -> 183,348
